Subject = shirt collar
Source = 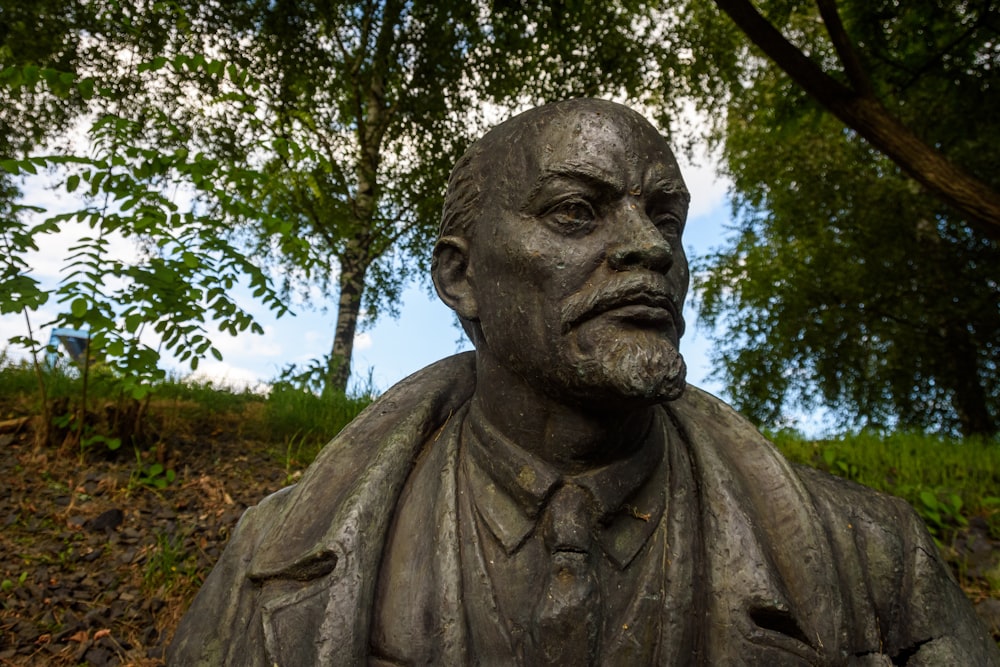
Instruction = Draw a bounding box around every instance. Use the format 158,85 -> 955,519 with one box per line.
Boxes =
462,402 -> 667,569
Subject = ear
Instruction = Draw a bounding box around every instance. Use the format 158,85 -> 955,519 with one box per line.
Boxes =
432,236 -> 478,321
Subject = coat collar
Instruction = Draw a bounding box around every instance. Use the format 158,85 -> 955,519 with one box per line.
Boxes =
463,401 -> 666,569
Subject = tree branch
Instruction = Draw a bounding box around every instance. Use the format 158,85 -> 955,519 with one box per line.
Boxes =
713,0 -> 1000,238
815,0 -> 873,96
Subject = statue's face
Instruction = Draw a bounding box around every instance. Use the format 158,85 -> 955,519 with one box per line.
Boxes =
468,105 -> 690,407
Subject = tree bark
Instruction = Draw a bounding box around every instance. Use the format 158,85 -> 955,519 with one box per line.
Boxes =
324,0 -> 403,394
945,324 -> 997,439
328,256 -> 368,394
712,0 -> 1000,239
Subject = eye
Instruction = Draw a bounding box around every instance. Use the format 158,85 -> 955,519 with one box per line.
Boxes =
544,198 -> 596,234
650,211 -> 682,237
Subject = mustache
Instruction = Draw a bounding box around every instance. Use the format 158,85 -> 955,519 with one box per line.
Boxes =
560,275 -> 681,333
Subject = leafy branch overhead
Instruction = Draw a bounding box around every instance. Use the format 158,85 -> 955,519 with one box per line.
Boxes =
0,56 -> 289,396
687,0 -> 1000,437
1,0 -> 679,400
709,0 -> 1000,237
176,0 -> 674,393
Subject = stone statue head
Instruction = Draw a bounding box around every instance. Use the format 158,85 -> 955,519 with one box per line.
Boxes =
433,98 -> 691,408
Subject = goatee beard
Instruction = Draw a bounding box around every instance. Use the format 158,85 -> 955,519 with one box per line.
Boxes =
569,329 -> 687,403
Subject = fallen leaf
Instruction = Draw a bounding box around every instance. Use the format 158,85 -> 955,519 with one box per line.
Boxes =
68,630 -> 88,643
94,628 -> 111,640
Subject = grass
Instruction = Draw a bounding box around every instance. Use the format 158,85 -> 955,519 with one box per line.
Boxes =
0,349 -> 374,470
143,532 -> 197,595
770,429 -> 1000,540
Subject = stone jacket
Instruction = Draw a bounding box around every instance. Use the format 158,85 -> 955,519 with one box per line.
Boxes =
167,353 -> 999,666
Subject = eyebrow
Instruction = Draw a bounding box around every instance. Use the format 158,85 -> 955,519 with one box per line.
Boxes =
525,163 -> 627,203
647,177 -> 691,204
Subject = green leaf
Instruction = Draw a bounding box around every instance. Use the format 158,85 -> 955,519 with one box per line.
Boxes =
22,65 -> 39,85
919,490 -> 938,510
77,77 -> 95,100
70,298 -> 88,318
66,174 -> 80,193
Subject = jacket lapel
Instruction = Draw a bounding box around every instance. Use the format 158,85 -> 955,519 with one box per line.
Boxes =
248,353 -> 477,666
667,387 -> 846,664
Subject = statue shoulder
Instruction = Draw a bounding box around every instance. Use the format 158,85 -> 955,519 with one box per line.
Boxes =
793,463 -> 1000,664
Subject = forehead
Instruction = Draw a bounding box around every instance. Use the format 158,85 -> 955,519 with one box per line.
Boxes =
528,109 -> 685,196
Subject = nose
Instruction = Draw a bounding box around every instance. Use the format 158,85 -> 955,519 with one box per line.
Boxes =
607,205 -> 673,273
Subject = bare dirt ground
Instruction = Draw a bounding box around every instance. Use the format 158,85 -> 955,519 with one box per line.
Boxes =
0,419 -> 293,666
1,418 -> 998,665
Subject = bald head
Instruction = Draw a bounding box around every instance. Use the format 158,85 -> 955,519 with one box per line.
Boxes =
439,99 -> 689,242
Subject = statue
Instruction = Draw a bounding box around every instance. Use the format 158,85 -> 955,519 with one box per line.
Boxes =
169,99 -> 999,666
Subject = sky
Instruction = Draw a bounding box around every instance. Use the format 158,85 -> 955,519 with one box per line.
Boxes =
1,136 -> 736,404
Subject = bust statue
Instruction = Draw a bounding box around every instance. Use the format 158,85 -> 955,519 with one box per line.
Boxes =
169,99 -> 999,666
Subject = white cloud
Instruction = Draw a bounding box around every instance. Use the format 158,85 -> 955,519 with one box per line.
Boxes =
187,360 -> 269,393
678,151 -> 730,221
353,332 -> 373,351
303,329 -> 326,344
209,325 -> 284,358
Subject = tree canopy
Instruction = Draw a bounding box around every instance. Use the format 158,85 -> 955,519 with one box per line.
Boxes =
197,0 -> 674,392
685,0 -> 1000,437
1,0 -> 679,395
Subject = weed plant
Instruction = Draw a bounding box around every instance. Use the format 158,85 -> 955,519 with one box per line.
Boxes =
0,350 -> 373,470
155,373 -> 262,413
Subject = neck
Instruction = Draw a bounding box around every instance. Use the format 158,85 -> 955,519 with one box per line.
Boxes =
472,352 -> 655,474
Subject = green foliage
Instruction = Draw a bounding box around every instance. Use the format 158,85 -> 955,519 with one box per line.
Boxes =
686,0 -> 1000,436
135,461 -> 176,490
917,490 -> 968,541
154,373 -> 261,414
0,572 -> 28,593
3,0 -> 686,401
1,86 -> 289,386
0,356 -> 372,461
179,0 -> 679,393
264,378 -> 373,451
772,429 -> 1000,540
0,42 -> 292,448
143,532 -> 193,593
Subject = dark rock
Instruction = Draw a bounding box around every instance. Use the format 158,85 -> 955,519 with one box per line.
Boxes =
84,645 -> 113,666
88,508 -> 124,532
119,527 -> 141,542
84,607 -> 109,626
141,625 -> 159,645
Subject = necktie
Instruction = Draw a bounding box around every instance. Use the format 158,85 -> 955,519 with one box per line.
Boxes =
526,483 -> 602,665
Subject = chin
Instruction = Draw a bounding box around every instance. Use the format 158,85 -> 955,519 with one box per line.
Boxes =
562,327 -> 688,405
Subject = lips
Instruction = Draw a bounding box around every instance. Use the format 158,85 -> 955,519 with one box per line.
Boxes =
591,288 -> 676,325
